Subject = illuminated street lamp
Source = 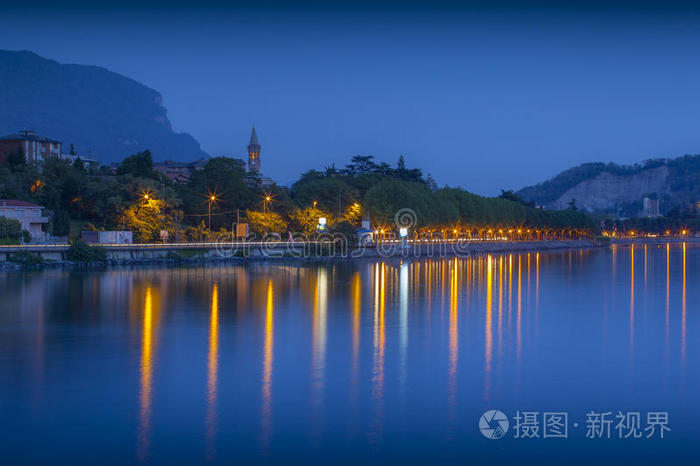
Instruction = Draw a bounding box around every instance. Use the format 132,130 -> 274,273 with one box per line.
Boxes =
208,193 -> 217,238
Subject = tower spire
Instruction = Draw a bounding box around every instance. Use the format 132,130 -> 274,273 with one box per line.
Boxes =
247,125 -> 261,174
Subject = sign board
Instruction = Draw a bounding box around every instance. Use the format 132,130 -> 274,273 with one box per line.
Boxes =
236,223 -> 249,240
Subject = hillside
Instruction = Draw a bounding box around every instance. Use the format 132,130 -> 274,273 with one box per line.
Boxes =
0,50 -> 206,163
517,156 -> 700,216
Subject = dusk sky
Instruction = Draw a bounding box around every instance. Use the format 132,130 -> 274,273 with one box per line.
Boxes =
3,1 -> 700,195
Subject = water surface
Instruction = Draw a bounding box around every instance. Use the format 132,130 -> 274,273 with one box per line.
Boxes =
0,244 -> 697,464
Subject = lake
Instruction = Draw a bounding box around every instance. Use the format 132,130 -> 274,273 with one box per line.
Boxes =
0,243 -> 697,464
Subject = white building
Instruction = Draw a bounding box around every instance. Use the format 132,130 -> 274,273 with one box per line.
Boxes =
0,200 -> 49,241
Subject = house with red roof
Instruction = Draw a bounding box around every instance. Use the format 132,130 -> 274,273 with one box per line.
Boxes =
0,200 -> 49,241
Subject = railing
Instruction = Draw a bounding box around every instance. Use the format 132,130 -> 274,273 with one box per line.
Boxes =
0,238 -> 588,253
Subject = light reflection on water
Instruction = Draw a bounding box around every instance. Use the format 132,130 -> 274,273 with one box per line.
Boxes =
0,244 -> 698,464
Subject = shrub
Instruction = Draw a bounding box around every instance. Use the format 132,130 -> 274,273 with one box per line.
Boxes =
0,217 -> 22,244
66,239 -> 108,262
22,230 -> 31,243
8,250 -> 45,266
52,210 -> 71,237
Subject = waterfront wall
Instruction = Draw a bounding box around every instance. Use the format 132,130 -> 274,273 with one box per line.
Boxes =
0,239 -> 600,269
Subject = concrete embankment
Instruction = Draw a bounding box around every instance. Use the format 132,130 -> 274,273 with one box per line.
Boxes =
0,239 -> 602,270
611,238 -> 699,245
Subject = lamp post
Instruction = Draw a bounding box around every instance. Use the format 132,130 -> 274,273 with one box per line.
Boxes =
264,195 -> 271,213
208,195 -> 216,240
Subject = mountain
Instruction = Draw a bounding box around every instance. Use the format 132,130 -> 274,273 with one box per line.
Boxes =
0,50 -> 206,163
517,155 -> 700,216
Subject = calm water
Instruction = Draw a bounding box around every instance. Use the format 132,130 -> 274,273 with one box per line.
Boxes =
0,244 -> 698,465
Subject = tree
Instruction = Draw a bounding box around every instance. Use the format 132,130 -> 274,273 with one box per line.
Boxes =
119,197 -> 183,242
397,155 -> 406,171
73,157 -> 86,173
345,155 -> 378,174
568,198 -> 578,211
183,157 -> 256,231
499,189 -> 524,203
5,150 -> 25,169
69,144 -> 77,156
117,150 -> 154,178
426,173 -> 438,191
0,217 -> 22,244
52,210 -> 71,236
246,210 -> 287,236
293,206 -> 333,235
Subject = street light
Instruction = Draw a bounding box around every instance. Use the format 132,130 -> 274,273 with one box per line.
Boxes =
208,194 -> 217,239
264,194 -> 272,213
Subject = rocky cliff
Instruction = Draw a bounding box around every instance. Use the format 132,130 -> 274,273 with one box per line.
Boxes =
518,156 -> 700,215
551,166 -> 669,211
0,50 -> 206,163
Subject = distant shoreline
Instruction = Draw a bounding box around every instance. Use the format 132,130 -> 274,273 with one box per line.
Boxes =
0,239 -> 602,270
611,238 -> 700,245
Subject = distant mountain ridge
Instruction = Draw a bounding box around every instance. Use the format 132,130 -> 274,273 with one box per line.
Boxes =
517,155 -> 700,216
0,50 -> 206,163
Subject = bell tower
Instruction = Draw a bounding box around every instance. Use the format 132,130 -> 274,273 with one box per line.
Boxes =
247,125 -> 261,174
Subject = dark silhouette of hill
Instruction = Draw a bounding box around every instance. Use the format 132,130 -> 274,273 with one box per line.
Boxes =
0,50 -> 206,162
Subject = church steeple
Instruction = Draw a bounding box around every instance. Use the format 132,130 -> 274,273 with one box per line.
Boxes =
247,125 -> 261,174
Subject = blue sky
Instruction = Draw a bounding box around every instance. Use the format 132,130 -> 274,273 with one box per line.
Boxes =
2,1 -> 700,195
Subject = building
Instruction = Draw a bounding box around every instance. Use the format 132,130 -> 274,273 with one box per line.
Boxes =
153,158 -> 212,183
62,153 -> 101,170
81,230 -> 132,244
247,126 -> 261,174
0,200 -> 49,241
245,126 -> 274,188
0,131 -> 63,163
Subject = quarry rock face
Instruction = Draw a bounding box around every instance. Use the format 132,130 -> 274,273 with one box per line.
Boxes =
551,166 -> 669,212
